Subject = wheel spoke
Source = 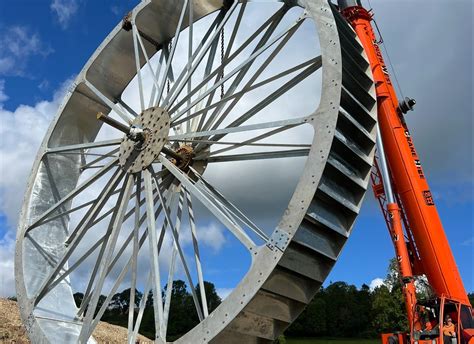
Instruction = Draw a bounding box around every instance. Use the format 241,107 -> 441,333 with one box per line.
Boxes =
84,79 -> 133,123
155,0 -> 189,107
160,156 -> 256,252
147,52 -> 165,108
190,166 -> 269,242
150,167 -> 204,322
195,7 -> 294,136
128,173 -> 141,343
203,148 -> 310,163
132,22 -> 145,112
184,187 -> 209,317
169,15 -> 303,121
80,147 -> 120,171
169,116 -> 307,141
172,56 -> 320,128
143,169 -> 166,341
46,139 -> 121,154
133,23 -> 161,105
26,158 -> 119,233
77,178 -> 177,318
163,4 -> 239,108
33,167 -> 125,306
202,59 -> 320,145
186,0 -> 194,134
79,174 -> 135,341
198,125 -> 298,157
163,189 -> 185,336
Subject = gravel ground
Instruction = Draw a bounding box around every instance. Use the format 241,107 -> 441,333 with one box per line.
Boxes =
0,298 -> 152,343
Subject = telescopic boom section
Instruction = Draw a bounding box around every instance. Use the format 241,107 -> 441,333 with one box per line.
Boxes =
339,2 -> 469,306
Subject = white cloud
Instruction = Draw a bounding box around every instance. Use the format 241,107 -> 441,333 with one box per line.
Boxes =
0,78 -> 74,297
369,277 -> 385,291
0,232 -> 15,297
0,78 -> 73,228
0,26 -> 53,77
50,0 -> 80,29
0,80 -> 8,104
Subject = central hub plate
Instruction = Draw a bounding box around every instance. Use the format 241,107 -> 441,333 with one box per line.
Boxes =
119,106 -> 170,173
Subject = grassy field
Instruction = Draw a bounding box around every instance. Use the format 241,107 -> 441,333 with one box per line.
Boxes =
287,338 -> 379,344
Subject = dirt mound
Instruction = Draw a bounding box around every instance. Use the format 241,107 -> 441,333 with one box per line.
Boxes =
0,298 -> 152,343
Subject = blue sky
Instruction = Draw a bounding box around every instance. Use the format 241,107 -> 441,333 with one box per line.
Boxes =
0,0 -> 472,302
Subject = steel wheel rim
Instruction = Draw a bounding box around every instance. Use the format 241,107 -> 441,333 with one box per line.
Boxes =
15,0 -> 378,343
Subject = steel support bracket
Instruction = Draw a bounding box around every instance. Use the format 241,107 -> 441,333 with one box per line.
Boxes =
267,229 -> 290,252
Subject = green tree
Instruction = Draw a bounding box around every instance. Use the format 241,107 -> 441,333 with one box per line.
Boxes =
371,258 -> 408,334
286,287 -> 327,336
195,281 -> 222,313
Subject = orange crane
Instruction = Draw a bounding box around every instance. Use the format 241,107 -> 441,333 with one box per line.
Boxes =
338,1 -> 474,343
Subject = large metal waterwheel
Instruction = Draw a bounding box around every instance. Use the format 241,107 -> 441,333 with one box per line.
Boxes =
15,0 -> 377,343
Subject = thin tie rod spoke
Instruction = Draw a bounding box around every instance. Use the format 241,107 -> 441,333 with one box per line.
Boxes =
45,139 -> 122,154
133,23 -> 161,102
160,156 -> 257,252
169,15 -> 303,121
167,3 -> 283,113
77,180 -> 176,318
131,21 -> 145,112
198,125 -> 298,157
172,56 -> 320,128
80,147 -> 120,171
163,3 -> 239,109
205,60 -> 320,145
202,149 -> 311,163
195,7 -> 292,136
171,138 -> 311,149
169,116 -> 307,141
155,0 -> 189,107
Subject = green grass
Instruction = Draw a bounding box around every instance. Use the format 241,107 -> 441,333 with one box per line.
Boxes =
287,338 -> 379,344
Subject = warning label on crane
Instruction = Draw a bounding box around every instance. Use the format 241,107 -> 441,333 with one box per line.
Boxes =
422,190 -> 435,206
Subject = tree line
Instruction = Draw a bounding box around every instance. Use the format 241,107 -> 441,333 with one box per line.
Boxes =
71,258 -> 474,340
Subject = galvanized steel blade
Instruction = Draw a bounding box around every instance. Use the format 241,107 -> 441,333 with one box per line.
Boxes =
31,168 -> 125,306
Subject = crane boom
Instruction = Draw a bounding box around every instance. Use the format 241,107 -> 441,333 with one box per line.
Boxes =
338,0 -> 469,306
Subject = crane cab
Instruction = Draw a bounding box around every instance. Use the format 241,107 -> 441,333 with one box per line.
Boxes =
382,296 -> 474,344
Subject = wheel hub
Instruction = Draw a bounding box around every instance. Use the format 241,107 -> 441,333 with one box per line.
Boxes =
118,106 -> 170,173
